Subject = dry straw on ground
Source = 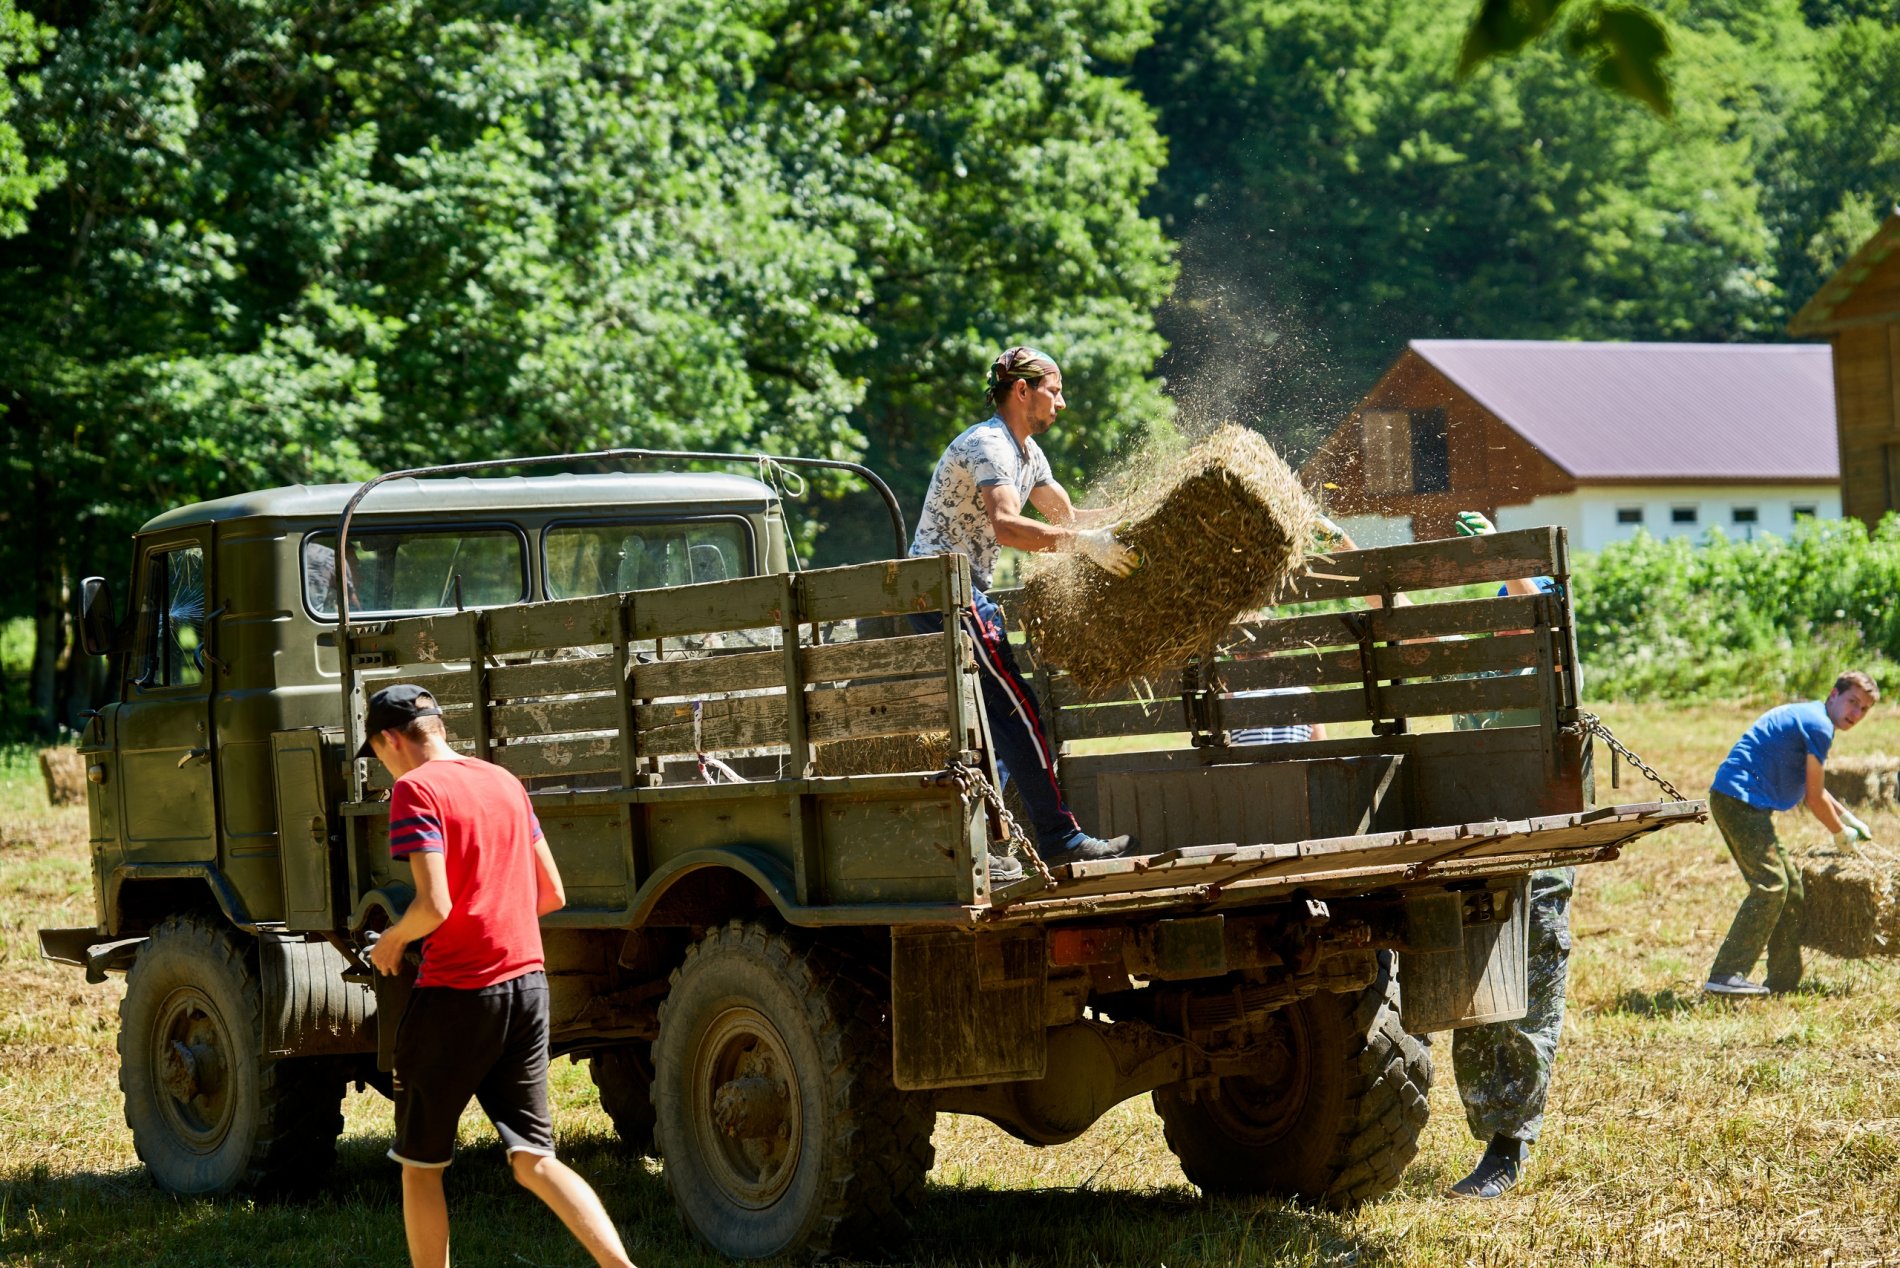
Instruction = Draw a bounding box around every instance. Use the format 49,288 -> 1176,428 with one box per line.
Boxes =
1799,843 -> 1900,959
37,747 -> 85,806
1018,426 -> 1317,700
1824,753 -> 1899,808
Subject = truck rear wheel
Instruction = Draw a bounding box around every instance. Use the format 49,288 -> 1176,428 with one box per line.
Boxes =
652,921 -> 934,1259
589,1042 -> 657,1156
117,914 -> 346,1195
1153,953 -> 1430,1207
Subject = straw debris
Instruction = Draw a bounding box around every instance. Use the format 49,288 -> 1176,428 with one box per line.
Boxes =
812,732 -> 953,777
1798,845 -> 1900,959
1018,425 -> 1317,700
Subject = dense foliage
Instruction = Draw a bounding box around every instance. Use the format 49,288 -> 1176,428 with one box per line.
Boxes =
1,0 -> 1897,732
1572,518 -> 1900,704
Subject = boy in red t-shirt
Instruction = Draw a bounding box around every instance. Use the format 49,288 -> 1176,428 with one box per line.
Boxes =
364,684 -> 636,1268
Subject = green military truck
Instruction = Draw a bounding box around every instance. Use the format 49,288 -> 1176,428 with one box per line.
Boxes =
42,448 -> 1703,1259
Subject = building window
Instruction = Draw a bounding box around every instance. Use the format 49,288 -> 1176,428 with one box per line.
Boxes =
1360,407 -> 1450,495
1792,504 -> 1817,520
1616,507 -> 1644,525
1732,507 -> 1759,524
1671,506 -> 1698,525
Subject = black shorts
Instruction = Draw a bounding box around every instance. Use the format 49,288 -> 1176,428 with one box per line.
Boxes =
389,970 -> 555,1167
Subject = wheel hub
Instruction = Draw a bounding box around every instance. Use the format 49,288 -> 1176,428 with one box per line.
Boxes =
152,988 -> 235,1150
692,1007 -> 803,1208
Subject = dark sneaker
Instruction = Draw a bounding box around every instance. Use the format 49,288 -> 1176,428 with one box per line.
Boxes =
1449,1140 -> 1524,1199
1042,833 -> 1141,867
987,851 -> 1026,884
1703,973 -> 1770,998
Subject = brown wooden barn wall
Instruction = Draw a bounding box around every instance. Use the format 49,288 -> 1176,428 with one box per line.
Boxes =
1301,350 -> 1573,540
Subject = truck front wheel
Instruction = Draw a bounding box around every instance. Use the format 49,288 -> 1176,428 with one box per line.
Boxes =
117,914 -> 345,1195
652,921 -> 934,1259
1153,953 -> 1431,1207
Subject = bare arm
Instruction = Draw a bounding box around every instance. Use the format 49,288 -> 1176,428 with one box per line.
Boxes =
370,851 -> 451,975
1028,480 -> 1120,529
533,836 -> 567,917
982,484 -> 1081,553
1805,755 -> 1846,833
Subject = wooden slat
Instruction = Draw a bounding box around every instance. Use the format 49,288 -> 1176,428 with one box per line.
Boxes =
629,575 -> 787,641
1228,593 -> 1553,657
1278,527 -> 1562,604
1210,672 -> 1545,731
484,593 -> 620,655
631,632 -> 949,700
807,677 -> 952,743
1056,697 -> 1194,742
348,614 -> 475,664
799,556 -> 963,623
492,735 -> 622,781
1208,632 -> 1546,695
490,693 -> 621,740
635,693 -> 788,755
488,657 -> 617,699
355,672 -> 475,705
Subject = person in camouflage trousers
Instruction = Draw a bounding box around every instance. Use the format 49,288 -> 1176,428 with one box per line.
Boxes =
1444,510 -> 1572,1199
1448,866 -> 1575,1198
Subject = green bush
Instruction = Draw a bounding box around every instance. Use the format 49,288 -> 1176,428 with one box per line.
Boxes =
1572,516 -> 1900,704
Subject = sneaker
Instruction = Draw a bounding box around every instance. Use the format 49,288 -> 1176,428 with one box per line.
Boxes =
987,851 -> 1026,884
1449,1141 -> 1523,1200
1703,973 -> 1770,997
1042,833 -> 1141,868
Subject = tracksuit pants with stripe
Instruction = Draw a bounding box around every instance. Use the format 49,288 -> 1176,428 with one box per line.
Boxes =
909,587 -> 1087,851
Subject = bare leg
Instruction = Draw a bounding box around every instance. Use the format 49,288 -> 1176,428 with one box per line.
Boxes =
400,1165 -> 451,1268
510,1151 -> 636,1268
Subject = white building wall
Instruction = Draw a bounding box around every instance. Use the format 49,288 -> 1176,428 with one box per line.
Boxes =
1492,484 -> 1841,551
1331,483 -> 1840,552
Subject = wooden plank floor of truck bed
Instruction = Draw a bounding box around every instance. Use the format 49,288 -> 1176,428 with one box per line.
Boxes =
984,799 -> 1707,919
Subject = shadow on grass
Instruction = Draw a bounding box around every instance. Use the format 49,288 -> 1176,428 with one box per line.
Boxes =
1606,985 -> 1704,1017
0,1133 -> 1401,1267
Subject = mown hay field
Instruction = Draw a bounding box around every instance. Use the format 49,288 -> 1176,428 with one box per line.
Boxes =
6,704 -> 1900,1267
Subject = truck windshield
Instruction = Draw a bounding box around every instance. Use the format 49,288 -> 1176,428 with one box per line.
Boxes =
303,528 -> 526,617
544,520 -> 751,598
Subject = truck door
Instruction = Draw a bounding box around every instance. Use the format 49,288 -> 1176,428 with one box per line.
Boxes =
115,529 -> 218,862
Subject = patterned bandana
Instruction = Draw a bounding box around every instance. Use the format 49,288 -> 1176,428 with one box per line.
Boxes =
986,346 -> 1059,400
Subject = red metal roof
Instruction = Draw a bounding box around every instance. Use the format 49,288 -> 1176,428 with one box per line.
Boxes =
1409,340 -> 1839,483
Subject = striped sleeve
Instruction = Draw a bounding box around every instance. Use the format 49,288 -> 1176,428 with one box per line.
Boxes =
388,783 -> 445,857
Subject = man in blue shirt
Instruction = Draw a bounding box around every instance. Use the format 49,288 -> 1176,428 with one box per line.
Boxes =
1705,671 -> 1880,996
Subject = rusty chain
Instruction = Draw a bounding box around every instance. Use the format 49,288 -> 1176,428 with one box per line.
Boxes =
1577,711 -> 1689,803
941,759 -> 1056,890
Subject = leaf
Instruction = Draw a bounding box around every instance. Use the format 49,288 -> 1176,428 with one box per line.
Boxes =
1457,0 -> 1572,77
1568,5 -> 1674,118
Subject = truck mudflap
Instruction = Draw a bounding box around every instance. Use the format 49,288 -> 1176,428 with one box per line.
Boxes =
987,799 -> 1707,917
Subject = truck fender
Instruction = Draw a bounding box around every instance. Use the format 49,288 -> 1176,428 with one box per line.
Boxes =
346,883 -> 416,938
107,864 -> 257,935
628,847 -> 798,929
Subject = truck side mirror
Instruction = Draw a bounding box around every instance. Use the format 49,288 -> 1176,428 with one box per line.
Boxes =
77,576 -> 117,657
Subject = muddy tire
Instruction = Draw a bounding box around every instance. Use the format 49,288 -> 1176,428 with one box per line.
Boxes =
1153,953 -> 1431,1207
590,1043 -> 658,1157
118,914 -> 346,1195
652,920 -> 934,1259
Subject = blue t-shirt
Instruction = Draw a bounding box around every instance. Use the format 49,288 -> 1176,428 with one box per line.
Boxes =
1709,700 -> 1834,811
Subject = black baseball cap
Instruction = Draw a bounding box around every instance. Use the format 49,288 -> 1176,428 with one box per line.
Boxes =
357,684 -> 443,758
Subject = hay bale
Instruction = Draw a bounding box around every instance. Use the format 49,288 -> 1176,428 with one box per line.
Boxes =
1019,426 -> 1316,700
812,732 -> 953,777
38,747 -> 86,807
1798,846 -> 1900,959
1824,753 -> 1899,809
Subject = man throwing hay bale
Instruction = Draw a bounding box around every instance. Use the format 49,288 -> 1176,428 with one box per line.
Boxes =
1704,671 -> 1880,997
907,345 -> 1143,880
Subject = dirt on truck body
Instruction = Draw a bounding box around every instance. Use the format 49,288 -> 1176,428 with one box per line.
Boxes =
41,449 -> 1704,1260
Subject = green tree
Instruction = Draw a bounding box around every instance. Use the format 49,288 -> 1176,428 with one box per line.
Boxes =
1136,0 -> 1785,459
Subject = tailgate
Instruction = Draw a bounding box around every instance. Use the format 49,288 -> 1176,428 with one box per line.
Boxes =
988,799 -> 1706,918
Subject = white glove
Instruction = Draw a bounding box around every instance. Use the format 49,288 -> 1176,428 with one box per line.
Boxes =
1073,526 -> 1139,577
1840,808 -> 1873,841
1836,829 -> 1861,849
1454,510 -> 1497,537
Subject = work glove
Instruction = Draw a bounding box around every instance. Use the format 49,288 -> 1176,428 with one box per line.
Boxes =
1454,510 -> 1496,537
1835,828 -> 1870,850
1073,525 -> 1139,577
1315,514 -> 1348,548
1841,808 -> 1874,841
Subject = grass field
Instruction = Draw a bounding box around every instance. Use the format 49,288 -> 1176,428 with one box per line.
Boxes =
6,705 -> 1900,1266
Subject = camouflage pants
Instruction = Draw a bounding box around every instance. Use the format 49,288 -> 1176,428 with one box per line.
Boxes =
1451,866 -> 1575,1145
1708,790 -> 1803,990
